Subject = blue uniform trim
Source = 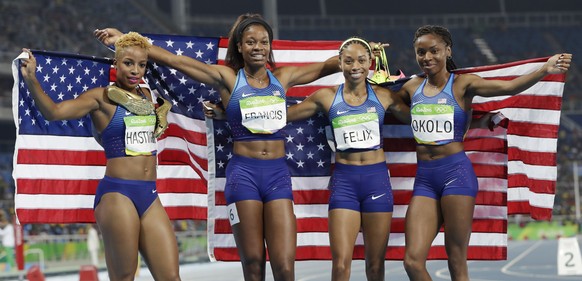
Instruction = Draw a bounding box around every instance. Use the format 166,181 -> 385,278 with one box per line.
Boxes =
328,82 -> 385,152
100,107 -> 157,159
225,69 -> 287,141
410,74 -> 470,145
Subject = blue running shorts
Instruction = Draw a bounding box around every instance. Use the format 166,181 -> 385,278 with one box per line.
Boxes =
328,162 -> 394,212
94,175 -> 158,217
224,154 -> 293,204
412,151 -> 479,199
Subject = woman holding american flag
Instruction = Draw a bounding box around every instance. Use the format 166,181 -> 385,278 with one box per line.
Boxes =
20,32 -> 181,281
287,37 -> 411,281
398,25 -> 572,281
96,13 -> 342,281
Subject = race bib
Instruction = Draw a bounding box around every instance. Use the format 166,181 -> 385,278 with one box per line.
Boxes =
411,104 -> 454,144
124,115 -> 157,156
226,203 -> 240,226
240,96 -> 286,134
332,112 -> 380,151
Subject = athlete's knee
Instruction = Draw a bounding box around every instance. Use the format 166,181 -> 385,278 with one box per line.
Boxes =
155,269 -> 181,281
403,253 -> 426,275
106,259 -> 139,281
160,274 -> 181,281
332,259 -> 352,279
332,266 -> 351,279
365,260 -> 385,281
445,244 -> 467,272
271,263 -> 294,281
242,257 -> 264,269
241,256 -> 266,276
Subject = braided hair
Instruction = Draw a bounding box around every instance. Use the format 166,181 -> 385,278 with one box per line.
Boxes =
339,36 -> 372,59
413,25 -> 458,72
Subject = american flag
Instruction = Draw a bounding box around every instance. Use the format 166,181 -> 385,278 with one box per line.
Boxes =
14,51 -> 115,223
11,35 -> 217,223
206,50 -> 565,261
12,35 -> 565,261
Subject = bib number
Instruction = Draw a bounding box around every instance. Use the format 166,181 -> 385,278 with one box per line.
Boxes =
226,203 -> 240,226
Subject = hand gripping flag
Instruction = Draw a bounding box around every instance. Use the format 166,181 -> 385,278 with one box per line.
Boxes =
12,35 -> 565,261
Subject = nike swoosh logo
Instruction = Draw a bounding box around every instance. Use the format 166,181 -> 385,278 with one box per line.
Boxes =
371,193 -> 386,200
241,93 -> 254,97
412,101 -> 422,106
125,111 -> 131,115
444,179 -> 457,186
151,189 -> 157,193
337,110 -> 348,115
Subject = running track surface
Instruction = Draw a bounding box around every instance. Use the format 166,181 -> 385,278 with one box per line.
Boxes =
7,236 -> 582,281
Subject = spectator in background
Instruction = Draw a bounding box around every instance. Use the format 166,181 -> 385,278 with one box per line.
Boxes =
87,224 -> 100,268
0,209 -> 15,271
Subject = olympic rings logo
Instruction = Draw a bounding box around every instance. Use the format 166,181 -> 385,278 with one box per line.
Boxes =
434,106 -> 451,114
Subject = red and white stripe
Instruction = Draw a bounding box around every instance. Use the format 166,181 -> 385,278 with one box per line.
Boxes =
12,40 -> 562,261
12,64 -> 209,223
208,42 -> 563,261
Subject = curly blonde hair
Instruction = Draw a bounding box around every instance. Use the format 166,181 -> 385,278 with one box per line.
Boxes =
114,32 -> 152,59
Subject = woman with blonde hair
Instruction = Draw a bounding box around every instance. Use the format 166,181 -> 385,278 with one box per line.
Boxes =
20,32 -> 180,281
95,13 -> 342,281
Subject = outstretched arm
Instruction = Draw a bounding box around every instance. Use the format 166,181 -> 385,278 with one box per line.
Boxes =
276,55 -> 340,90
466,53 -> 572,98
20,48 -> 100,121
94,28 -> 234,90
279,41 -> 390,90
287,88 -> 332,122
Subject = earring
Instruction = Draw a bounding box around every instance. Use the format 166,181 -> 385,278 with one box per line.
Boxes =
447,56 -> 452,60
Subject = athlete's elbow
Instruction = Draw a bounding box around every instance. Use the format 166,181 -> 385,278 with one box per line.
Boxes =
41,111 -> 60,121
43,106 -> 73,121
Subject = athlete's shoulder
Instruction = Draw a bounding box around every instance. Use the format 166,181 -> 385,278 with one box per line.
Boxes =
312,85 -> 337,98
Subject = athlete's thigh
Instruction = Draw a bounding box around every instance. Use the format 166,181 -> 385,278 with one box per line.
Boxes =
404,196 -> 442,256
440,195 -> 475,249
264,199 -> 296,261
361,212 -> 392,260
231,200 -> 266,257
138,199 -> 180,280
94,193 -> 141,276
329,209 -> 361,259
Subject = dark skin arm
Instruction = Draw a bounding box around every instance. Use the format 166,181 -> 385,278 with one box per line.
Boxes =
20,48 -> 102,121
286,87 -> 335,122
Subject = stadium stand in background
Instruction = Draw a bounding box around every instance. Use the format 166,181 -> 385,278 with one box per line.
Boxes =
0,0 -> 581,275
